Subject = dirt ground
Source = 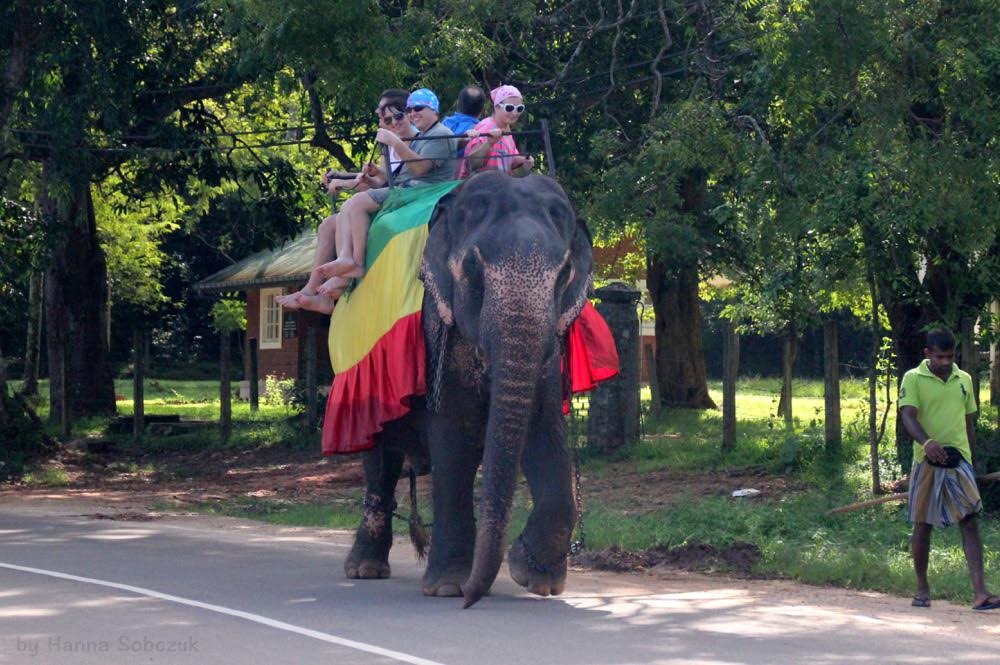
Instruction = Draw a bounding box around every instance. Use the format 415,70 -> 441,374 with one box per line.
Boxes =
0,435 -> 802,576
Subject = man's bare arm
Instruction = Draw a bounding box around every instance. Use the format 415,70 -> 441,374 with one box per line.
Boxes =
900,405 -> 948,465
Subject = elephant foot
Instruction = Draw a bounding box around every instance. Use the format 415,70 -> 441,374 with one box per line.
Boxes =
422,565 -> 472,597
345,559 -> 391,580
344,496 -> 395,580
508,536 -> 567,597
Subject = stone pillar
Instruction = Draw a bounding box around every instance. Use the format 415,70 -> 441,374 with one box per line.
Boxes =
587,282 -> 641,454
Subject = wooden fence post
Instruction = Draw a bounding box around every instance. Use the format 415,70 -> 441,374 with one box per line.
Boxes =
722,319 -> 739,452
248,337 -> 259,412
133,327 -> 145,441
644,344 -> 661,418
306,327 -> 318,429
220,330 -> 231,443
824,319 -> 841,455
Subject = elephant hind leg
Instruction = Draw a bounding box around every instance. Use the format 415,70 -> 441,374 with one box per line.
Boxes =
345,445 -> 404,580
344,495 -> 395,579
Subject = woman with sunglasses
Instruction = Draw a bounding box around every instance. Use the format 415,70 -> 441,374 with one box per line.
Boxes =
277,90 -> 413,311
459,85 -> 534,178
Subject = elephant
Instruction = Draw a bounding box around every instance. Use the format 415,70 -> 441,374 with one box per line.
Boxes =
343,170 -> 595,608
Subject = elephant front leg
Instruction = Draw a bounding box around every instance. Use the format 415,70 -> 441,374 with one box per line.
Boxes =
345,446 -> 404,579
422,408 -> 483,597
508,402 -> 575,597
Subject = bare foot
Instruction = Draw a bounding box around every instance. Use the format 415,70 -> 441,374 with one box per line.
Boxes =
317,276 -> 350,297
317,257 -> 358,278
295,293 -> 336,314
317,259 -> 366,279
276,292 -> 306,310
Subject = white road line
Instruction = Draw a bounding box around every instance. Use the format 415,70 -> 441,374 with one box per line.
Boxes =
0,562 -> 447,665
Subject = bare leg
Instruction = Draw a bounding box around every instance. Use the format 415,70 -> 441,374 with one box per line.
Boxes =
317,193 -> 377,278
959,515 -> 999,607
278,213 -> 339,309
911,522 -> 932,605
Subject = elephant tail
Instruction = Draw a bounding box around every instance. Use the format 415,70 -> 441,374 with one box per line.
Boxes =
406,467 -> 429,559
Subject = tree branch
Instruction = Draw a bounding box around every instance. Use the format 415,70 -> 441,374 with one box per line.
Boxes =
302,71 -> 357,172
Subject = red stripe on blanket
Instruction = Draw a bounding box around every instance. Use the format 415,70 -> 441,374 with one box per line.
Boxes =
567,301 -> 620,392
563,301 -> 620,414
321,312 -> 426,455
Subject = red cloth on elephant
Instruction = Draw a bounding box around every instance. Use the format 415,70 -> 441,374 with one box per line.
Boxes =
562,301 -> 620,413
322,312 -> 426,455
322,302 -> 618,454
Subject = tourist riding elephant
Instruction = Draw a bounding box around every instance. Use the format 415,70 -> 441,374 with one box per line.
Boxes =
344,170 -> 595,608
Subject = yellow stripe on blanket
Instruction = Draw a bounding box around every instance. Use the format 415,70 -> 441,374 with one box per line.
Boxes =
328,224 -> 428,373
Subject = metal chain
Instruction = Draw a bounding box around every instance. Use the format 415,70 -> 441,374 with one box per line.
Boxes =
570,440 -> 586,555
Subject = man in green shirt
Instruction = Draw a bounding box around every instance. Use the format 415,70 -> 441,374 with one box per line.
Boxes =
898,328 -> 998,611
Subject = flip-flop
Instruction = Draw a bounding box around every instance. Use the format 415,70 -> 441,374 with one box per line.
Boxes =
972,597 -> 1000,611
911,597 -> 931,608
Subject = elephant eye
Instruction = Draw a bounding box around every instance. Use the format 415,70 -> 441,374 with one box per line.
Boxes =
555,259 -> 573,292
462,250 -> 484,289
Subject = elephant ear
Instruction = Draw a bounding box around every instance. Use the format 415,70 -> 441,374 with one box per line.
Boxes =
556,215 -> 595,337
420,190 -> 458,326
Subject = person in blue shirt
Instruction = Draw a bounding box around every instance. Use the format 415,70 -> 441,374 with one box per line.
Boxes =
442,85 -> 485,158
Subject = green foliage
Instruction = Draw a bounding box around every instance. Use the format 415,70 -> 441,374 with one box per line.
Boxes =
210,297 -> 247,333
0,197 -> 45,319
0,391 -> 53,481
262,374 -> 298,411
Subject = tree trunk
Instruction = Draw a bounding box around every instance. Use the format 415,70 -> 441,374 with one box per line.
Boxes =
777,327 -> 798,425
884,299 -> 925,473
41,170 -> 117,423
646,257 -> 716,409
823,319 -> 841,455
0,337 -> 7,393
721,319 -> 739,452
20,272 -> 43,396
960,316 -> 980,408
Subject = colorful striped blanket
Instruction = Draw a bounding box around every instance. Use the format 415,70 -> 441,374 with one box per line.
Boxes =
321,181 -> 618,455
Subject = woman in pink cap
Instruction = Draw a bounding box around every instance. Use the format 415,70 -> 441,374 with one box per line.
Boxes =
459,84 -> 535,178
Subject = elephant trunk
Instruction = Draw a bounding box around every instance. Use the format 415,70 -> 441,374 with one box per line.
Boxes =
463,281 -> 553,608
462,350 -> 544,608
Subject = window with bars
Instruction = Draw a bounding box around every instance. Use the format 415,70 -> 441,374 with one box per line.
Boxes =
259,288 -> 283,349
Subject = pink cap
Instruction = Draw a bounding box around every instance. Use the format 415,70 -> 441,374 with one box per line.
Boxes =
490,85 -> 522,105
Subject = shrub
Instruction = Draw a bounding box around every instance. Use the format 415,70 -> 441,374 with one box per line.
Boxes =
0,391 -> 55,480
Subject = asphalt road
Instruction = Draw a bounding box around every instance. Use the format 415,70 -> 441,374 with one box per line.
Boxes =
1,500 -> 996,664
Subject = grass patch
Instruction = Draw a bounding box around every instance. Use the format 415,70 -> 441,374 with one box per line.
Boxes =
175,497 -> 366,530
579,491 -> 1000,605
21,467 -> 70,487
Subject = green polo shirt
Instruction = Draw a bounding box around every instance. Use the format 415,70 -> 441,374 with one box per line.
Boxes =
898,359 -> 977,464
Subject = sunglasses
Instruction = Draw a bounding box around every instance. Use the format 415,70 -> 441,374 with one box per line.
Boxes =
405,105 -> 428,113
378,110 -> 405,123
500,103 -> 525,113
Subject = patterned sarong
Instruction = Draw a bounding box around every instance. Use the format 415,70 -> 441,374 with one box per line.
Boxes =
908,460 -> 982,527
